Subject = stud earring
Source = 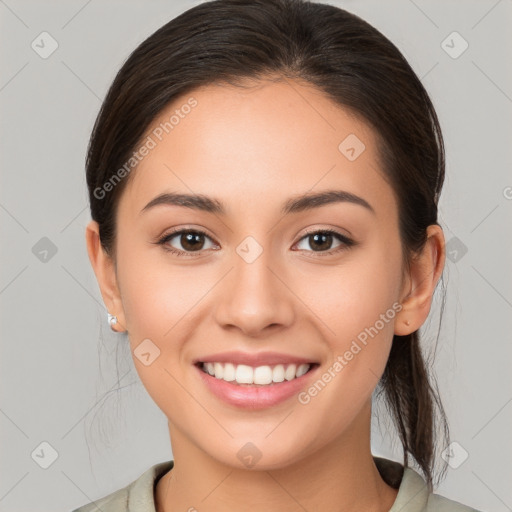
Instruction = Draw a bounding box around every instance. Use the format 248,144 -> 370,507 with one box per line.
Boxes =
107,312 -> 118,331
404,319 -> 410,326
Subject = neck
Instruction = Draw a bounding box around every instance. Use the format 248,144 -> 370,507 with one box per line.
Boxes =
155,403 -> 398,512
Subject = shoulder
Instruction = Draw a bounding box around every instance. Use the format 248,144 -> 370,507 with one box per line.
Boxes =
374,457 -> 483,512
398,467 -> 484,512
71,460 -> 174,512
71,488 -> 127,512
425,492 -> 484,512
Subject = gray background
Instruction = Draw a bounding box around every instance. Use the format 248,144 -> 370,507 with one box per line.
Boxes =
1,0 -> 511,511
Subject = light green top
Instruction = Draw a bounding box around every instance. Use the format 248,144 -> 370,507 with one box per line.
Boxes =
71,457 -> 482,512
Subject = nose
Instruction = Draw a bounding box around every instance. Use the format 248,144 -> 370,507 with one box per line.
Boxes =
213,246 -> 295,338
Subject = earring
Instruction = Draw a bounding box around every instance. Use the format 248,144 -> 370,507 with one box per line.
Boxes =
107,312 -> 118,331
404,319 -> 410,326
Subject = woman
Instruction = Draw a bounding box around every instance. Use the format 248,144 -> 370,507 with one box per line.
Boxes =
75,0 -> 482,510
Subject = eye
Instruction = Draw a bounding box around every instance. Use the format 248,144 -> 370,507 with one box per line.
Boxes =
154,227 -> 356,258
156,229 -> 218,257
294,229 -> 356,255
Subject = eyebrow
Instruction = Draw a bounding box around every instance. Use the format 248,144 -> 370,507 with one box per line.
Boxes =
140,189 -> 375,216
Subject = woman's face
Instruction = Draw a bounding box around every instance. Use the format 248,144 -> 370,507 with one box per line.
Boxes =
99,78 -> 414,469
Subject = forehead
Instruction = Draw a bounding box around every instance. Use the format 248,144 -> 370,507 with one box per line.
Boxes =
118,77 -> 395,220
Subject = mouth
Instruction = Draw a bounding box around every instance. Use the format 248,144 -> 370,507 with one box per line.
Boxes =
195,361 -> 319,387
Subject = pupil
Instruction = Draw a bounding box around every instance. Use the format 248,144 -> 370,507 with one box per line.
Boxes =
182,232 -> 203,251
311,233 -> 332,251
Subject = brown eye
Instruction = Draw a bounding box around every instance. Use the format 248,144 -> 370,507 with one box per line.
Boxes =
157,229 -> 217,257
307,232 -> 335,251
295,229 -> 355,254
178,232 -> 206,251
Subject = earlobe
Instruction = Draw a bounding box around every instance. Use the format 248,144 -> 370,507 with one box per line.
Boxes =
85,220 -> 127,332
394,224 -> 445,336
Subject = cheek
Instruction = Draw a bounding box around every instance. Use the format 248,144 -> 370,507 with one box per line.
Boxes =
115,247 -> 217,393
293,263 -> 400,442
115,251 -> 201,419
116,243 -> 208,340
293,244 -> 402,403
295,249 -> 401,347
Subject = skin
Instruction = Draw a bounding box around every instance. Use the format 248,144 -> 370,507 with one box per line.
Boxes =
86,76 -> 445,512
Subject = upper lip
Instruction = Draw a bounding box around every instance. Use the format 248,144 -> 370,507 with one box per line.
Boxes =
194,351 -> 318,367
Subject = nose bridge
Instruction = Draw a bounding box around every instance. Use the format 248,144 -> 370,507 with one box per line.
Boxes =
214,236 -> 293,335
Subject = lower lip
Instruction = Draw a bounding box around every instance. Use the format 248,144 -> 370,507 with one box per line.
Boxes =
195,364 -> 318,410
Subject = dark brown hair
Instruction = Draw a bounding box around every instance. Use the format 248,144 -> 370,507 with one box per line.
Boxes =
86,0 -> 449,491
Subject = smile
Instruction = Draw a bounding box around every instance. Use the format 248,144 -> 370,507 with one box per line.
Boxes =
195,360 -> 320,409
198,362 -> 316,386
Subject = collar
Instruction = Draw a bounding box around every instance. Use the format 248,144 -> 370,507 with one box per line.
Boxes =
126,457 -> 429,511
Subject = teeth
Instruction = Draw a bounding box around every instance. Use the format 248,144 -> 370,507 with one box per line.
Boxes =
254,365 -> 273,385
235,364 -> 253,384
214,362 -> 224,379
284,364 -> 296,381
201,362 -> 312,385
296,363 -> 309,377
223,362 -> 236,382
272,364 -> 285,382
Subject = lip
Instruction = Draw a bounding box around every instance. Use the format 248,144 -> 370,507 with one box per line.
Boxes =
195,361 -> 320,410
193,350 -> 319,367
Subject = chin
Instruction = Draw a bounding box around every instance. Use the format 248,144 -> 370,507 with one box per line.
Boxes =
206,436 -> 313,472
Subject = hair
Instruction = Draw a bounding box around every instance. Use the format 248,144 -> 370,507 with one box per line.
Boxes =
85,0 -> 449,491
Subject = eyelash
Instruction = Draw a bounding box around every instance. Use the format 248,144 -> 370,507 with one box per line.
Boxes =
154,227 -> 357,258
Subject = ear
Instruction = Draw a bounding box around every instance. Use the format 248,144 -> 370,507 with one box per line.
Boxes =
394,224 -> 445,336
85,220 -> 127,332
